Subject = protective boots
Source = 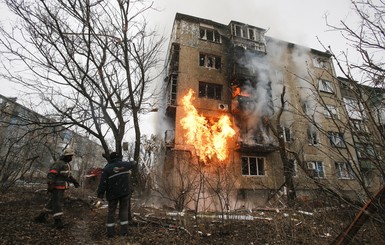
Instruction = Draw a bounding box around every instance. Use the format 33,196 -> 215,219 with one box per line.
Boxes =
120,224 -> 128,236
54,218 -> 65,229
34,212 -> 48,223
107,226 -> 115,238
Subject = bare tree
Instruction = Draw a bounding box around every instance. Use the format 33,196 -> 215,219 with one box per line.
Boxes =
0,0 -> 164,176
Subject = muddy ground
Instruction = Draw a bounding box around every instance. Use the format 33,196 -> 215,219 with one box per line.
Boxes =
1,185 -> 384,245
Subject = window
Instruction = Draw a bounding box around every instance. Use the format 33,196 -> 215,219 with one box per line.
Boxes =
313,57 -> 328,69
335,162 -> 355,179
307,126 -> 320,145
318,79 -> 334,93
351,119 -> 368,133
242,156 -> 265,176
199,54 -> 221,69
328,132 -> 346,148
232,24 -> 246,38
289,159 -> 297,177
198,82 -> 222,100
307,161 -> 325,178
281,126 -> 292,142
199,28 -> 221,43
343,97 -> 364,120
248,28 -> 255,40
324,105 -> 339,119
355,143 -> 375,159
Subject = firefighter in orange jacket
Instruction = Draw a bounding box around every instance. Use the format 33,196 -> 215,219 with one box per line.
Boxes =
34,148 -> 80,229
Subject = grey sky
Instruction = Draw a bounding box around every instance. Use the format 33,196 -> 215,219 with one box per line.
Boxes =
0,0 -> 355,98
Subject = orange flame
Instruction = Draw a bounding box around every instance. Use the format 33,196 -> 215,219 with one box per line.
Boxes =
180,89 -> 236,163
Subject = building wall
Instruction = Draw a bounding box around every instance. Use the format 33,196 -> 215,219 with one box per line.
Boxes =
162,13 -> 374,209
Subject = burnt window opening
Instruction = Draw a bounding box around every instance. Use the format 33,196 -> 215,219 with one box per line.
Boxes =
313,57 -> 329,69
248,28 -> 255,40
328,131 -> 346,148
199,28 -> 221,43
307,126 -> 320,145
199,54 -> 221,69
318,79 -> 335,94
199,82 -> 222,100
242,156 -> 265,176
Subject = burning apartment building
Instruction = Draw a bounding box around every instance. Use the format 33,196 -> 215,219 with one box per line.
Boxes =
160,13 -> 384,211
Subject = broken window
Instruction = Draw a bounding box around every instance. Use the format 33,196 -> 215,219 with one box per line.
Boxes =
242,156 -> 265,176
199,27 -> 222,43
313,57 -> 328,69
248,28 -> 255,40
318,79 -> 334,93
335,162 -> 355,179
198,82 -> 222,100
307,126 -> 320,145
199,53 -> 221,69
324,105 -> 339,119
328,132 -> 346,148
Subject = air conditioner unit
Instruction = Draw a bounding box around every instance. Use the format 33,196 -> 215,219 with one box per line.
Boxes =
218,103 -> 229,111
307,162 -> 316,170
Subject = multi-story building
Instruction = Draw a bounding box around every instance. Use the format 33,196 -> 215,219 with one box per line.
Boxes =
0,94 -> 104,186
160,13 -> 383,211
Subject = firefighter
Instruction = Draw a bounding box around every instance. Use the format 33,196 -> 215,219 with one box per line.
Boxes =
97,152 -> 136,237
34,148 -> 80,229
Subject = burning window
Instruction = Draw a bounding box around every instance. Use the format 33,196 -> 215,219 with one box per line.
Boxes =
324,105 -> 339,119
335,162 -> 355,179
199,53 -> 221,69
199,27 -> 221,43
328,132 -> 346,148
318,79 -> 335,94
241,156 -> 265,176
198,82 -> 222,100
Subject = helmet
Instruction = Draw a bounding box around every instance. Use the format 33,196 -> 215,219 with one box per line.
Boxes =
62,148 -> 75,156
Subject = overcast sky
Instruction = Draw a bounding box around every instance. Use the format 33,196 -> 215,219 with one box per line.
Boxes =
0,0 -> 356,98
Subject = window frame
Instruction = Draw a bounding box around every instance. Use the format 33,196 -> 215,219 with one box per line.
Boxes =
199,53 -> 221,70
324,105 -> 339,119
335,162 -> 355,180
241,156 -> 266,176
328,131 -> 346,148
307,161 -> 325,178
198,82 -> 223,100
199,27 -> 222,43
318,79 -> 335,94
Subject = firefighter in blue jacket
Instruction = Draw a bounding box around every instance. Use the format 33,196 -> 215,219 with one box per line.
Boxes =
97,152 -> 136,237
34,148 -> 80,228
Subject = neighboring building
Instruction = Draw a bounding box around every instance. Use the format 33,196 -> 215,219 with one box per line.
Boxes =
0,94 -> 104,185
160,13 -> 384,211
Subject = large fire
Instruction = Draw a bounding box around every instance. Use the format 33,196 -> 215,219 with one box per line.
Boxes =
180,89 -> 236,163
